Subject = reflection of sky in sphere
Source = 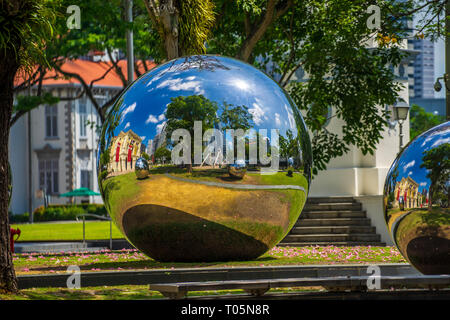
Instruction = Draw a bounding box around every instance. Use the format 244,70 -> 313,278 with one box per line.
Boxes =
111,56 -> 299,148
390,122 -> 450,194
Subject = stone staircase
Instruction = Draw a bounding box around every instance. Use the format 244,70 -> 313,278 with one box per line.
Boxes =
280,197 -> 385,247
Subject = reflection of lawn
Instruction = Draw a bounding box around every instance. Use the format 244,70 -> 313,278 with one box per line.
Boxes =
152,165 -> 308,191
101,172 -> 142,230
101,169 -> 306,249
395,207 -> 450,250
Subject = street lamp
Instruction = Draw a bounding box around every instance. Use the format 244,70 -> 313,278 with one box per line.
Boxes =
393,101 -> 410,152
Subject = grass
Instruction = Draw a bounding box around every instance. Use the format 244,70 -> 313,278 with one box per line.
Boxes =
0,284 -> 325,300
11,221 -> 123,242
13,246 -> 407,275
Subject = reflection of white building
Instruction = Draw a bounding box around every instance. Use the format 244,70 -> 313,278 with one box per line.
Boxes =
290,38 -> 416,246
9,58 -> 155,214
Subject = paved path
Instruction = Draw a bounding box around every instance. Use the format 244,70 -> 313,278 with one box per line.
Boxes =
165,173 -> 306,193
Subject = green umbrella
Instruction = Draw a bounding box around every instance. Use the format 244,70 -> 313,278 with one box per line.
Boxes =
59,187 -> 101,197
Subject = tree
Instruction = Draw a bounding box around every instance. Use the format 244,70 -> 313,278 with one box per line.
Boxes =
420,143 -> 450,211
154,146 -> 171,164
165,95 -> 219,170
410,104 -> 445,140
12,0 -> 161,125
142,0 -> 215,59
0,0 -> 56,294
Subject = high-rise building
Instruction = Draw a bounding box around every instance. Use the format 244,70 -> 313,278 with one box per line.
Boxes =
412,38 -> 435,98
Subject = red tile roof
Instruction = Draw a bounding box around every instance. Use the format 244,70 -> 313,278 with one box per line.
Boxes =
15,59 -> 156,88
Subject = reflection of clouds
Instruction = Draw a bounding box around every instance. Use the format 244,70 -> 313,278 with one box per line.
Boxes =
249,101 -> 267,125
146,114 -> 158,124
156,77 -> 205,95
431,137 -> 450,148
158,113 -> 166,121
120,102 -> 137,122
275,113 -> 281,126
420,182 -> 427,187
403,160 -> 415,173
283,104 -> 295,129
124,122 -> 130,129
156,121 -> 166,134
408,171 -> 413,176
140,136 -> 146,142
232,78 -> 250,91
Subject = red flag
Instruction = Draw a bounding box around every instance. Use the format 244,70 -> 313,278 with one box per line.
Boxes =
115,142 -> 121,162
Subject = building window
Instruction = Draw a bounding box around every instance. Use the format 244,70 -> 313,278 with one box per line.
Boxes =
45,105 -> 58,138
39,159 -> 59,194
80,170 -> 91,189
79,101 -> 87,137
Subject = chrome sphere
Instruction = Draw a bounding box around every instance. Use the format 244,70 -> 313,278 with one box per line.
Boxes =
135,157 -> 150,179
383,121 -> 450,274
98,55 -> 312,262
228,160 -> 247,179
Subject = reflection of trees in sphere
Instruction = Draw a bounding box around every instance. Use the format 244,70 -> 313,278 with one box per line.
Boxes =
383,121 -> 450,274
98,55 -> 312,262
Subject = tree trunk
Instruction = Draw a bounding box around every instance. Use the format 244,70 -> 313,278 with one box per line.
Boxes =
160,0 -> 179,60
0,51 -> 19,294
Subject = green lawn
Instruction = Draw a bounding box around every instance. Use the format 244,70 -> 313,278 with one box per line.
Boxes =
0,285 -> 324,300
13,246 -> 407,275
11,221 -> 123,242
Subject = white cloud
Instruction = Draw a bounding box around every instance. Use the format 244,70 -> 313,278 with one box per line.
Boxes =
120,102 -> 137,122
145,114 -> 158,124
408,171 -> 413,176
249,102 -> 267,125
274,113 -> 281,126
140,136 -> 146,142
156,77 -> 204,95
403,160 -> 415,173
158,113 -> 166,121
124,122 -> 130,129
420,182 -> 427,187
283,104 -> 295,129
431,137 -> 450,148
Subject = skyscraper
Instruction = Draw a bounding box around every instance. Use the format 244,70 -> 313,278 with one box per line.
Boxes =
412,38 -> 435,98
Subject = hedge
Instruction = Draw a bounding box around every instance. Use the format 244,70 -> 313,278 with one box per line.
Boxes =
10,204 -> 108,223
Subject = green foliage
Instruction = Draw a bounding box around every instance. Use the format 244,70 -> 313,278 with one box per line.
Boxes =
14,92 -> 59,112
31,204 -> 107,222
219,103 -> 253,130
154,147 -> 171,163
0,0 -> 57,72
410,104 -> 445,140
179,0 -> 215,55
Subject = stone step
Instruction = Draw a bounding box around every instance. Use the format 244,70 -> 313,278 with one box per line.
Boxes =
304,203 -> 362,211
301,211 -> 367,219
306,197 -> 356,204
296,218 -> 371,227
14,242 -> 108,253
278,241 -> 386,247
283,233 -> 381,242
290,226 -> 376,235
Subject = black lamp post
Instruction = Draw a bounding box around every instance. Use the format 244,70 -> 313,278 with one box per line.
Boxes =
393,101 -> 410,152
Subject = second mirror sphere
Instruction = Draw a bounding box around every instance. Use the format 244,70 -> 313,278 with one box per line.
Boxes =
98,55 -> 312,261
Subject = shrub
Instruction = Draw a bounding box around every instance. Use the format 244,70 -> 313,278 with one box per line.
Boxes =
31,204 -> 107,222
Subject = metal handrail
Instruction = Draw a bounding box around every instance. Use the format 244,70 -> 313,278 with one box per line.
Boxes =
76,213 -> 113,250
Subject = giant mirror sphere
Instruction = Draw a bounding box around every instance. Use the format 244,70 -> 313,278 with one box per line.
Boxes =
383,121 -> 449,274
135,157 -> 150,179
98,55 -> 312,262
